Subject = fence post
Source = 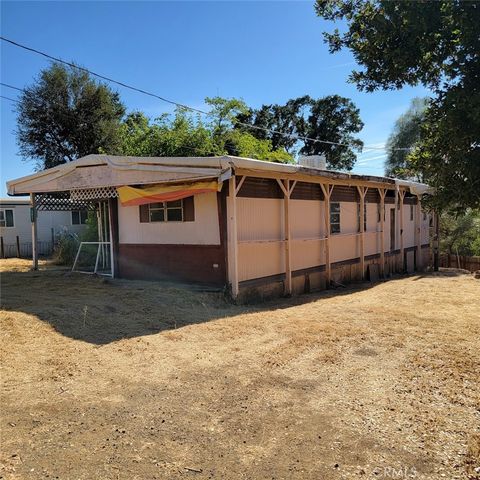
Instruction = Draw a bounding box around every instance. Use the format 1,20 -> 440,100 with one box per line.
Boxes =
16,236 -> 21,258
51,228 -> 55,254
0,237 -> 4,258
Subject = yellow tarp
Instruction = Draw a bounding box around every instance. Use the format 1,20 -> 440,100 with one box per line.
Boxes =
117,180 -> 222,206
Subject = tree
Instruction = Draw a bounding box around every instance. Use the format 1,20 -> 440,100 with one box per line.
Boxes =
17,63 -> 125,169
385,97 -> 428,180
236,95 -> 364,170
315,0 -> 480,210
439,209 -> 480,256
118,100 -> 293,163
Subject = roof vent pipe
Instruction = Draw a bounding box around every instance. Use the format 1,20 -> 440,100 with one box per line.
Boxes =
297,155 -> 327,170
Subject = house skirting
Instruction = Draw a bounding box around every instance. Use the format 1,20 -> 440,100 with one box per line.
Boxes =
237,244 -> 431,303
117,244 -> 226,286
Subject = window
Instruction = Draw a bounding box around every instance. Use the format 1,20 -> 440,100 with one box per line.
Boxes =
148,200 -> 183,222
357,202 -> 367,232
330,202 -> 340,234
71,210 -> 88,225
0,209 -> 14,227
140,197 -> 195,223
410,205 -> 414,221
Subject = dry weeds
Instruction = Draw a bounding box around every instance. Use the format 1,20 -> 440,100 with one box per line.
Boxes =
0,259 -> 479,479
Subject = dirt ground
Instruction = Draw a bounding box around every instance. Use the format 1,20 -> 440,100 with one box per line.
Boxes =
1,259 -> 479,480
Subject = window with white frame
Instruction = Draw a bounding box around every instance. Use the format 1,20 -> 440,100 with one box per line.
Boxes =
330,202 -> 341,234
71,210 -> 88,225
149,200 -> 184,222
0,209 -> 14,227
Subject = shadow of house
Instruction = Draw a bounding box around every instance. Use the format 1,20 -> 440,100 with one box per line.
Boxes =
0,267 -> 399,345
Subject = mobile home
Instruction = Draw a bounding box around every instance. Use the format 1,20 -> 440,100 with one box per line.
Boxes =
6,155 -> 432,299
0,198 -> 86,258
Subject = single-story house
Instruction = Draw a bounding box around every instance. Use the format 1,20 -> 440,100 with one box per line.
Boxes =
6,155 -> 432,299
0,198 -> 86,258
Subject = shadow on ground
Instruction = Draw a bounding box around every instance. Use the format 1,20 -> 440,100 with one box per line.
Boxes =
1,266 -> 460,345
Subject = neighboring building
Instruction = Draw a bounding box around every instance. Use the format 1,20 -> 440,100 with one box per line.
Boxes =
6,155 -> 432,300
0,198 -> 86,258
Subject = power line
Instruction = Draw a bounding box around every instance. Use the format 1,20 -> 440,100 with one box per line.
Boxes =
0,81 -> 231,158
0,35 -> 411,152
0,95 -> 19,104
0,82 -> 23,92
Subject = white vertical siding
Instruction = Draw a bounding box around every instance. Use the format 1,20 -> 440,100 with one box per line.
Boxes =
0,203 -> 85,245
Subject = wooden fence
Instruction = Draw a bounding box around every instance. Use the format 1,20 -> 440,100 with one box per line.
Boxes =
439,254 -> 480,272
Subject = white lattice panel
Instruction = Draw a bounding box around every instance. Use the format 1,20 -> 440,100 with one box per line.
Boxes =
70,187 -> 118,201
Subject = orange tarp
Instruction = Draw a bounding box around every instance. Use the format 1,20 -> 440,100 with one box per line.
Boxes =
117,180 -> 222,207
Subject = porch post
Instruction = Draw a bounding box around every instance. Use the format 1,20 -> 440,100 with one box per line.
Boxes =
277,179 -> 296,296
378,188 -> 386,278
108,198 -> 119,278
433,209 -> 440,272
30,193 -> 38,270
357,186 -> 367,280
228,176 -> 239,299
416,195 -> 422,270
320,183 -> 333,287
399,189 -> 406,271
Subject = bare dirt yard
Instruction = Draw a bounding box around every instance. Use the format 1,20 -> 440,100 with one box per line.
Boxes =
1,259 -> 479,480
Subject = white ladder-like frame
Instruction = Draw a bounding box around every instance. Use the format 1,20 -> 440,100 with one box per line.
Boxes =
72,241 -> 113,277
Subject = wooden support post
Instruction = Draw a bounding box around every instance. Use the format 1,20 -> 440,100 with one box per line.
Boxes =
399,190 -> 406,271
357,186 -> 367,280
227,175 -> 240,299
108,198 -> 119,278
320,183 -> 334,288
0,236 -> 4,259
433,209 -> 440,271
276,179 -> 296,296
378,188 -> 386,278
30,193 -> 38,270
16,235 -> 21,258
416,195 -> 422,271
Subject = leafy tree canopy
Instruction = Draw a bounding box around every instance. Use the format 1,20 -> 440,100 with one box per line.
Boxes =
440,209 -> 480,256
17,63 -> 125,169
118,103 -> 294,163
235,95 -> 364,170
315,0 -> 480,211
385,97 -> 428,180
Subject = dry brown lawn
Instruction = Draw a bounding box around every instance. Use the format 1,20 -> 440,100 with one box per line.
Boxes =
1,259 -> 479,480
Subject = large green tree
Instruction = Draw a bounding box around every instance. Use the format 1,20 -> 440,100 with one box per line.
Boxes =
315,0 -> 480,210
17,63 -> 125,169
118,100 -> 293,163
439,209 -> 480,256
235,95 -> 364,170
385,97 -> 428,180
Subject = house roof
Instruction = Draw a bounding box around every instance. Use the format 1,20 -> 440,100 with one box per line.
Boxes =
0,198 -> 30,205
6,154 -> 431,196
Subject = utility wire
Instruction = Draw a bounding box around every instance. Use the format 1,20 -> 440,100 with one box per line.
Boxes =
0,94 -> 19,104
0,82 -> 231,158
0,82 -> 23,92
0,36 -> 412,152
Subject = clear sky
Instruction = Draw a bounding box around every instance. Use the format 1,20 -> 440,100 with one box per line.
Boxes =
0,1 -> 428,198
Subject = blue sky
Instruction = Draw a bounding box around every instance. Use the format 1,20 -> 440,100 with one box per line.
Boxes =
1,1 -> 428,197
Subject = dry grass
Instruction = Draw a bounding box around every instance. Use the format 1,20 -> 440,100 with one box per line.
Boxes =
1,259 -> 479,479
